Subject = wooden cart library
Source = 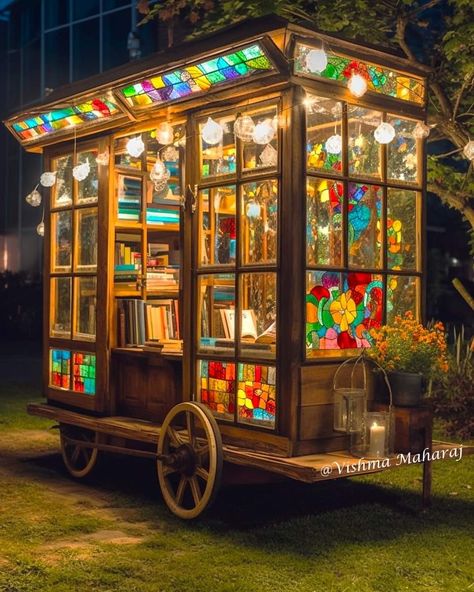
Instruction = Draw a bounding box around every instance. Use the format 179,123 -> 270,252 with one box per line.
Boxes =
6,15 -> 447,518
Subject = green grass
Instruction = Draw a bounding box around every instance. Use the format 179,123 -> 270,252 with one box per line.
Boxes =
0,384 -> 473,592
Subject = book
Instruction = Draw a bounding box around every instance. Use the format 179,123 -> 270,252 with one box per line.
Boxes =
219,309 -> 276,344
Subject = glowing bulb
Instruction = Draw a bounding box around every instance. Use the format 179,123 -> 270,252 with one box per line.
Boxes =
201,117 -> 224,145
150,154 -> 170,186
234,115 -> 255,142
305,48 -> 328,73
252,119 -> 275,145
72,160 -> 90,181
156,121 -> 174,145
25,189 -> 41,207
463,140 -> 474,161
347,73 -> 368,98
325,134 -> 342,154
246,201 -> 261,218
40,172 -> 56,187
36,221 -> 45,237
374,122 -> 396,144
412,122 -> 430,140
126,136 -> 145,157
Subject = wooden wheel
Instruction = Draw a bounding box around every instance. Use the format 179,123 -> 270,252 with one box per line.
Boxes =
157,402 -> 223,519
60,424 -> 100,479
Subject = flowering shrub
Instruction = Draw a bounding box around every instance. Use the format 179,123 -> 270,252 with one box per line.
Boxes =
368,312 -> 448,379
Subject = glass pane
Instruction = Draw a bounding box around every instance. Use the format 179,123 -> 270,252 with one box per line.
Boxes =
114,135 -> 143,170
103,9 -> 131,70
388,117 -> 419,183
387,189 -> 418,270
198,359 -> 235,421
306,271 -> 383,355
306,177 -> 343,266
44,0 -> 69,29
45,29 -> 70,89
117,175 -> 142,221
74,277 -> 97,340
242,106 -> 278,173
387,275 -> 418,324
238,363 -> 276,428
51,211 -> 72,272
348,183 -> 382,269
72,353 -> 96,395
348,106 -> 382,178
76,150 -> 99,204
72,19 -> 100,80
239,272 -> 276,360
51,277 -> 71,338
242,179 -> 278,265
145,124 -> 185,202
200,115 -> 236,178
52,155 -> 73,207
197,274 -> 235,354
50,349 -> 71,390
199,186 -> 236,266
76,208 -> 98,271
306,95 -> 342,175
73,0 -> 99,19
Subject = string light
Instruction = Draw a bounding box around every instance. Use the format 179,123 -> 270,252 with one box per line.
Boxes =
40,172 -> 56,187
126,135 -> 145,157
374,122 -> 395,144
252,119 -> 275,145
259,144 -> 278,167
305,48 -> 328,73
347,73 -> 368,98
234,115 -> 255,142
463,140 -> 474,161
36,221 -> 45,237
325,134 -> 342,154
201,117 -> 224,145
25,186 -> 41,207
72,159 -> 90,181
150,153 -> 170,189
412,122 -> 430,140
96,150 -> 109,165
156,121 -> 174,145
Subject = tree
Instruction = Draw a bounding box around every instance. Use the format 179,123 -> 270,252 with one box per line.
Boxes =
138,0 -> 474,233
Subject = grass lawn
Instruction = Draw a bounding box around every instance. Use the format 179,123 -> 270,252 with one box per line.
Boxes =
0,381 -> 472,592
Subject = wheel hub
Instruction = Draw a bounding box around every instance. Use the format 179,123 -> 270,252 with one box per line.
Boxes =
163,444 -> 197,476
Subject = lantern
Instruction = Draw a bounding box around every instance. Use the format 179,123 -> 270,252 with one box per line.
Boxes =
126,136 -> 145,157
201,117 -> 224,145
26,188 -> 42,207
374,122 -> 395,144
305,48 -> 328,73
156,122 -> 174,145
412,122 -> 430,140
72,160 -> 90,181
234,115 -> 255,142
150,154 -> 170,187
347,73 -> 368,98
333,357 -> 368,434
325,134 -> 342,154
36,221 -> 45,237
259,144 -> 278,167
252,119 -> 275,145
40,172 -> 57,187
350,411 -> 392,459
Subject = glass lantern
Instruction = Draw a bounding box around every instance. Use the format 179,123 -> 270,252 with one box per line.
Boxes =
350,411 -> 392,458
333,388 -> 366,433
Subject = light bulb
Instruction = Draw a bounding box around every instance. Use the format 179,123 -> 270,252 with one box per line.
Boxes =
40,172 -> 56,187
325,134 -> 342,154
201,117 -> 224,145
305,48 -> 328,73
348,73 -> 368,98
36,221 -> 45,237
126,136 -> 145,157
26,189 -> 41,207
72,160 -> 90,181
234,115 -> 255,142
374,122 -> 396,144
412,122 -> 430,140
252,119 -> 275,145
463,140 -> 474,161
156,121 -> 174,145
149,155 -> 170,185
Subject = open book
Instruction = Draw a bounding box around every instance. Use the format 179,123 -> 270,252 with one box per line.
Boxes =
220,309 -> 276,344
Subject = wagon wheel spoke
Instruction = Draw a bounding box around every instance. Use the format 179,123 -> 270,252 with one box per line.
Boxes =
186,411 -> 196,447
189,476 -> 202,505
175,476 -> 187,505
167,426 -> 182,448
196,443 -> 209,458
80,446 -> 90,464
71,445 -> 81,464
195,466 -> 209,482
162,464 -> 178,477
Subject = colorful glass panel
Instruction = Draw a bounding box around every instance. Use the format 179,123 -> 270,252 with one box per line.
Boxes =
242,179 -> 278,265
11,96 -> 121,143
347,105 -> 382,178
237,363 -> 276,427
387,117 -> 419,184
72,352 -> 96,395
295,43 -> 425,105
50,349 -> 71,390
306,96 -> 343,175
306,271 -> 383,354
387,189 -> 417,270
198,359 -> 235,420
348,183 -> 382,269
387,275 -> 417,323
120,44 -> 273,109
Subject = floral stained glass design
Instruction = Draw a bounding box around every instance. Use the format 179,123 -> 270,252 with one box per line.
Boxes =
237,363 -> 276,427
50,349 -> 71,389
72,353 -> 96,395
120,44 -> 273,109
306,271 -> 383,353
199,360 -> 235,420
295,43 -> 425,105
348,183 -> 382,268
11,97 -> 120,143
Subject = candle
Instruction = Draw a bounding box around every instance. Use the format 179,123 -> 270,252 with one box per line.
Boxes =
368,422 -> 386,457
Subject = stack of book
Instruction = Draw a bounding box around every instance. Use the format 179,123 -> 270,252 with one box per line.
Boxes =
146,267 -> 179,292
117,298 -> 180,346
117,175 -> 141,221
145,299 -> 180,341
114,234 -> 141,288
146,205 -> 180,226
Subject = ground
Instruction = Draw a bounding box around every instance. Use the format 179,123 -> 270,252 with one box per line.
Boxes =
0,346 -> 473,592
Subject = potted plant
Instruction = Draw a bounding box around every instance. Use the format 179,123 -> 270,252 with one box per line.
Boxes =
368,312 -> 449,406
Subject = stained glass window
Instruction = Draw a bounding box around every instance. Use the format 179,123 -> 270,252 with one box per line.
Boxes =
237,363 -> 276,428
119,44 -> 273,109
387,117 -> 419,184
387,275 -> 418,323
242,179 -> 278,265
387,189 -> 418,270
242,106 -> 279,173
306,177 -> 343,267
306,271 -> 383,354
306,96 -> 342,175
295,43 -> 425,104
348,183 -> 382,269
347,106 -> 382,178
10,96 -> 121,143
198,359 -> 235,420
50,349 -> 71,390
72,353 -> 96,395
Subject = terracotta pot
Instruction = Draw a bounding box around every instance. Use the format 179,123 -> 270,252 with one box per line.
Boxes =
375,371 -> 424,407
